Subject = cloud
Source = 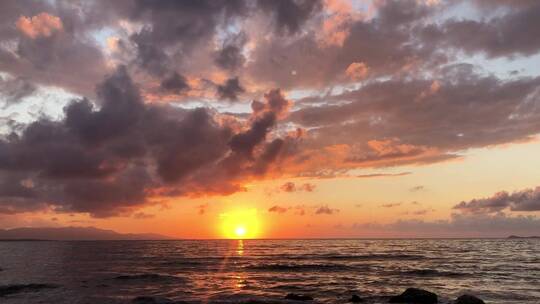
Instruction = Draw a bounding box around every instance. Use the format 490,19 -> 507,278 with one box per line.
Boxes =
419,2 -> 540,58
0,67 -> 295,217
133,212 -> 155,219
315,205 -> 339,215
287,66 -> 540,171
280,182 -> 296,192
356,172 -> 411,178
196,203 -> 209,215
161,72 -> 190,94
0,6 -> 107,96
411,208 -> 434,215
2,0 -> 540,223
279,182 -> 316,192
217,77 -> 245,101
0,75 -> 37,105
409,185 -> 425,192
381,203 -> 401,208
268,205 -> 288,214
353,213 -> 540,238
345,62 -> 369,80
16,13 -> 63,39
453,186 -> 540,214
300,183 -> 316,192
215,32 -> 247,71
257,0 -> 323,35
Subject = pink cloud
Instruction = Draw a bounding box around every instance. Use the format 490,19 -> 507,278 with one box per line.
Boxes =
16,13 -> 63,39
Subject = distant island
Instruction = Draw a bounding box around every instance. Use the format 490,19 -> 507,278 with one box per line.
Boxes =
0,226 -> 172,241
507,235 -> 540,239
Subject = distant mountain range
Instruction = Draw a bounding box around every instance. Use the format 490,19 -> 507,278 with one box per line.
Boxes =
0,226 -> 172,241
507,235 -> 540,239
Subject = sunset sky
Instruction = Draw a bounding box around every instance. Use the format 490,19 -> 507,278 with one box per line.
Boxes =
1,0 -> 540,238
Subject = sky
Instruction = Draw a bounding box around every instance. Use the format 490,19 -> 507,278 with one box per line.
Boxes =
1,0 -> 540,238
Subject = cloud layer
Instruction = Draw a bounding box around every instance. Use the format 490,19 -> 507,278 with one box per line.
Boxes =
1,0 -> 540,220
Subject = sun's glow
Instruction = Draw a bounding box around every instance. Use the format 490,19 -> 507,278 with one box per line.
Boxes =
219,209 -> 261,239
235,226 -> 246,237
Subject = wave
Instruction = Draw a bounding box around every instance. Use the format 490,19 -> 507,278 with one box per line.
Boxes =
317,253 -> 428,261
395,269 -> 470,277
245,263 -> 356,272
113,273 -> 185,283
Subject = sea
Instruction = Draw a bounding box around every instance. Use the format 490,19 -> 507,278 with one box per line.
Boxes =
0,239 -> 539,303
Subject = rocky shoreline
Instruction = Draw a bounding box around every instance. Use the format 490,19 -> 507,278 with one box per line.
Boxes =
0,284 -> 486,304
131,288 -> 486,304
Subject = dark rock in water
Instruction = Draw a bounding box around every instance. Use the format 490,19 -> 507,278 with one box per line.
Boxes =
0,284 -> 59,297
349,294 -> 364,302
455,294 -> 485,304
285,293 -> 314,301
132,296 -> 174,304
389,288 -> 438,304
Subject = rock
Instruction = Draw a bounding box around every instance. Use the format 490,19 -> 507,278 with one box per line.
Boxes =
0,284 -> 59,297
132,296 -> 174,304
349,294 -> 364,302
389,288 -> 438,304
285,293 -> 314,301
455,294 -> 485,304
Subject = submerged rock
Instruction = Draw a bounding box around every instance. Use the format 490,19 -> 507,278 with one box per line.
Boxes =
0,284 -> 59,297
389,288 -> 438,304
285,293 -> 314,301
132,296 -> 174,304
349,294 -> 364,302
455,294 -> 485,304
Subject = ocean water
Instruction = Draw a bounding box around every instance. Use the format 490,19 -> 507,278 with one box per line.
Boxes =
0,239 -> 538,303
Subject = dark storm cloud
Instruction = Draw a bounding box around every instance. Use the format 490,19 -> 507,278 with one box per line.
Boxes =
257,0 -> 323,35
131,39 -> 171,76
125,0 -> 248,75
0,67 -> 292,216
0,76 -> 37,105
246,0 -> 442,89
453,186 -> 540,214
215,33 -> 247,71
160,72 -> 190,94
217,77 -> 245,101
229,112 -> 276,158
419,2 -> 540,58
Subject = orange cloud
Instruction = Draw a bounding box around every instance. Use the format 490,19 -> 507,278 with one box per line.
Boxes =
16,13 -> 63,39
320,0 -> 363,47
345,62 -> 369,80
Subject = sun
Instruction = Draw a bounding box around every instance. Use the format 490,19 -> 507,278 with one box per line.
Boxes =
219,209 -> 261,239
234,226 -> 247,237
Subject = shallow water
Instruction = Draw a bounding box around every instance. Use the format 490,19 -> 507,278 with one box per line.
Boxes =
0,239 -> 538,303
